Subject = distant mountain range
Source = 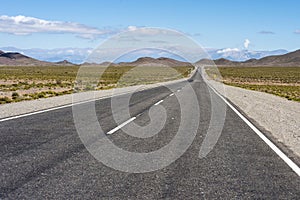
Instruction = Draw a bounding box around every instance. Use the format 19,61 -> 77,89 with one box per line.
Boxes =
0,50 -> 191,66
1,48 -> 300,67
0,50 -> 76,66
116,57 -> 193,67
196,49 -> 300,66
1,47 -> 91,64
0,47 -> 289,64
206,48 -> 288,61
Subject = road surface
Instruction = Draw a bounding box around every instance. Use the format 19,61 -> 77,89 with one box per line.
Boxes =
0,70 -> 299,199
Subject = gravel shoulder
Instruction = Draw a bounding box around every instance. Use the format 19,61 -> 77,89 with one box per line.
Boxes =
203,68 -> 300,160
0,68 -> 197,119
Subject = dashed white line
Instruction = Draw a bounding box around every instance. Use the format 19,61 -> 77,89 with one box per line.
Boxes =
107,97 -> 166,135
177,89 -> 181,92
154,100 -> 164,106
207,84 -> 300,177
106,117 -> 136,135
169,93 -> 174,97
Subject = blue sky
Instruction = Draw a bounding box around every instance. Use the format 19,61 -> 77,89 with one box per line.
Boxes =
0,0 -> 299,51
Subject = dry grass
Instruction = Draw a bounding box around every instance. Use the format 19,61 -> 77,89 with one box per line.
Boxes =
0,65 -> 193,104
206,67 -> 300,102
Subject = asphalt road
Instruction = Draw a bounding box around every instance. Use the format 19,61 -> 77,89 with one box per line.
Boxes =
0,70 -> 299,199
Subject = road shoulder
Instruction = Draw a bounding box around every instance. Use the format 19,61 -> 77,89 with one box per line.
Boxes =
203,69 -> 300,161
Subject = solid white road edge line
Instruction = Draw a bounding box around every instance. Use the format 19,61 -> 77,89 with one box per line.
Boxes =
106,117 -> 136,135
154,100 -> 164,106
208,84 -> 300,177
0,90 -> 138,123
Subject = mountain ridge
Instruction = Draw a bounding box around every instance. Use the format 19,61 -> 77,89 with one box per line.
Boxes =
0,51 -> 76,66
117,57 -> 193,67
196,49 -> 300,66
0,46 -> 289,64
1,49 -> 300,67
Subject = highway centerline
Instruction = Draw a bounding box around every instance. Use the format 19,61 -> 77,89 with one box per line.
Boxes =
154,100 -> 164,106
106,91 -> 172,135
106,117 -> 137,135
106,95 -> 169,135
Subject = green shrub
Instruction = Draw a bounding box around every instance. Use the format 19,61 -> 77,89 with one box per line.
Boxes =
12,92 -> 20,99
38,92 -> 46,98
0,97 -> 12,104
56,79 -> 62,85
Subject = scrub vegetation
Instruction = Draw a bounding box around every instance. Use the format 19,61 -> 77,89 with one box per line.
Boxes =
206,67 -> 300,102
0,65 -> 193,104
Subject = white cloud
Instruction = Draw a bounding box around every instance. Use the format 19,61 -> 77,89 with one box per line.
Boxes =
0,16 -> 185,42
244,39 -> 250,49
294,30 -> 300,34
193,33 -> 202,37
124,26 -> 178,36
258,30 -> 275,34
66,49 -> 75,54
0,15 -> 115,39
217,48 -> 240,53
127,26 -> 138,31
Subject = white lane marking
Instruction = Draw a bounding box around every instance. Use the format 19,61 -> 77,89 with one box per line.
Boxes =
177,89 -> 181,92
154,100 -> 164,106
106,117 -> 136,135
208,84 -> 300,177
169,93 -> 174,97
0,90 -> 138,123
0,70 -> 196,123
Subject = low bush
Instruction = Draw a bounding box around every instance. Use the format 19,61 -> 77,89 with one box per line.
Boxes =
0,97 -> 12,104
12,92 -> 20,99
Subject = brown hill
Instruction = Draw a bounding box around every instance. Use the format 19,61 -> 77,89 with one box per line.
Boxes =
0,50 -> 190,67
196,58 -> 239,66
2,48 -> 300,67
118,57 -> 193,67
0,52 -> 50,66
55,60 -> 76,66
214,58 -> 239,65
196,49 -> 300,66
243,49 -> 300,66
0,50 -> 75,66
